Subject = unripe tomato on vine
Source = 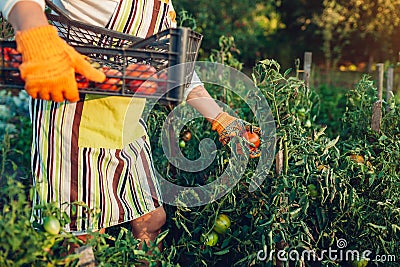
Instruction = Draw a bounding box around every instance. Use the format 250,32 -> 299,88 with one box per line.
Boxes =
213,214 -> 231,234
43,216 -> 61,235
202,231 -> 218,246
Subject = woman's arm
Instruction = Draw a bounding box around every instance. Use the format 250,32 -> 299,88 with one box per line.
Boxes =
186,85 -> 223,123
7,1 -> 48,31
186,84 -> 262,158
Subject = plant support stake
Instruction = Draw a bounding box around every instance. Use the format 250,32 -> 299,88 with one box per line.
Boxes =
303,52 -> 312,88
386,67 -> 393,111
371,63 -> 384,133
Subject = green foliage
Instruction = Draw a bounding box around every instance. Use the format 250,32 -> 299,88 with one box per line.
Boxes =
0,176 -> 79,266
0,37 -> 399,266
209,36 -> 243,71
0,173 -> 174,266
342,75 -> 379,138
313,0 -> 354,70
313,0 -> 400,68
174,0 -> 399,69
148,39 -> 399,266
173,0 -> 283,66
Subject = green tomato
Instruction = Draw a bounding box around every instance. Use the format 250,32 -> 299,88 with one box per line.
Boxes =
43,216 -> 61,235
179,140 -> 186,148
307,184 -> 319,197
307,184 -> 317,191
309,189 -> 319,198
297,108 -> 306,117
202,231 -> 218,246
213,214 -> 231,234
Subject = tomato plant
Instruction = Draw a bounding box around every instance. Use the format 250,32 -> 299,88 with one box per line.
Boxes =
1,34 -> 400,267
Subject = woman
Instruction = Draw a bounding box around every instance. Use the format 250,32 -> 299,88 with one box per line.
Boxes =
1,0 -> 260,250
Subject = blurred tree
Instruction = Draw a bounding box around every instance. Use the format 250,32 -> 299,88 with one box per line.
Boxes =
174,0 -> 399,71
173,0 -> 283,68
313,0 -> 353,73
273,0 -> 323,68
313,0 -> 400,71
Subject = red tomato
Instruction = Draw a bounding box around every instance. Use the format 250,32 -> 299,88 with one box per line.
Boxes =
182,131 -> 192,142
3,47 -> 17,61
97,67 -> 122,91
134,80 -> 157,94
75,74 -> 89,89
3,47 -> 21,68
243,131 -> 261,149
125,63 -> 158,94
158,71 -> 168,91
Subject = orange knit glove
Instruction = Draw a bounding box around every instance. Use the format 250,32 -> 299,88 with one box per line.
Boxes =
15,25 -> 106,102
212,112 -> 262,158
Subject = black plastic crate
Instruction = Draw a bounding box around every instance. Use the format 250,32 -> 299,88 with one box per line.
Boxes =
0,0 -> 202,103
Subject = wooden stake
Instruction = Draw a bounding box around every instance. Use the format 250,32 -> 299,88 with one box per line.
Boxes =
371,101 -> 382,133
275,150 -> 283,176
75,246 -> 96,267
376,63 -> 384,101
386,67 -> 394,110
303,52 -> 312,88
371,63 -> 384,133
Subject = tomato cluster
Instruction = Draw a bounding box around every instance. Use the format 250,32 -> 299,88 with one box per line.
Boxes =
125,63 -> 158,94
96,66 -> 123,91
0,49 -> 167,96
178,131 -> 192,149
0,48 -> 23,83
92,63 -> 161,95
202,214 -> 232,247
1,47 -> 21,69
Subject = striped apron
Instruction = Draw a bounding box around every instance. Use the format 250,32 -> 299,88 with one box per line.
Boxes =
31,0 -> 177,234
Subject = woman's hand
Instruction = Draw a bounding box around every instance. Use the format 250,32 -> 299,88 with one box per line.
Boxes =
212,112 -> 262,158
8,2 -> 105,102
15,25 -> 105,102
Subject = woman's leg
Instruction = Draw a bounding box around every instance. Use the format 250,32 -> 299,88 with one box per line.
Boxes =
130,206 -> 166,266
130,206 -> 166,247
